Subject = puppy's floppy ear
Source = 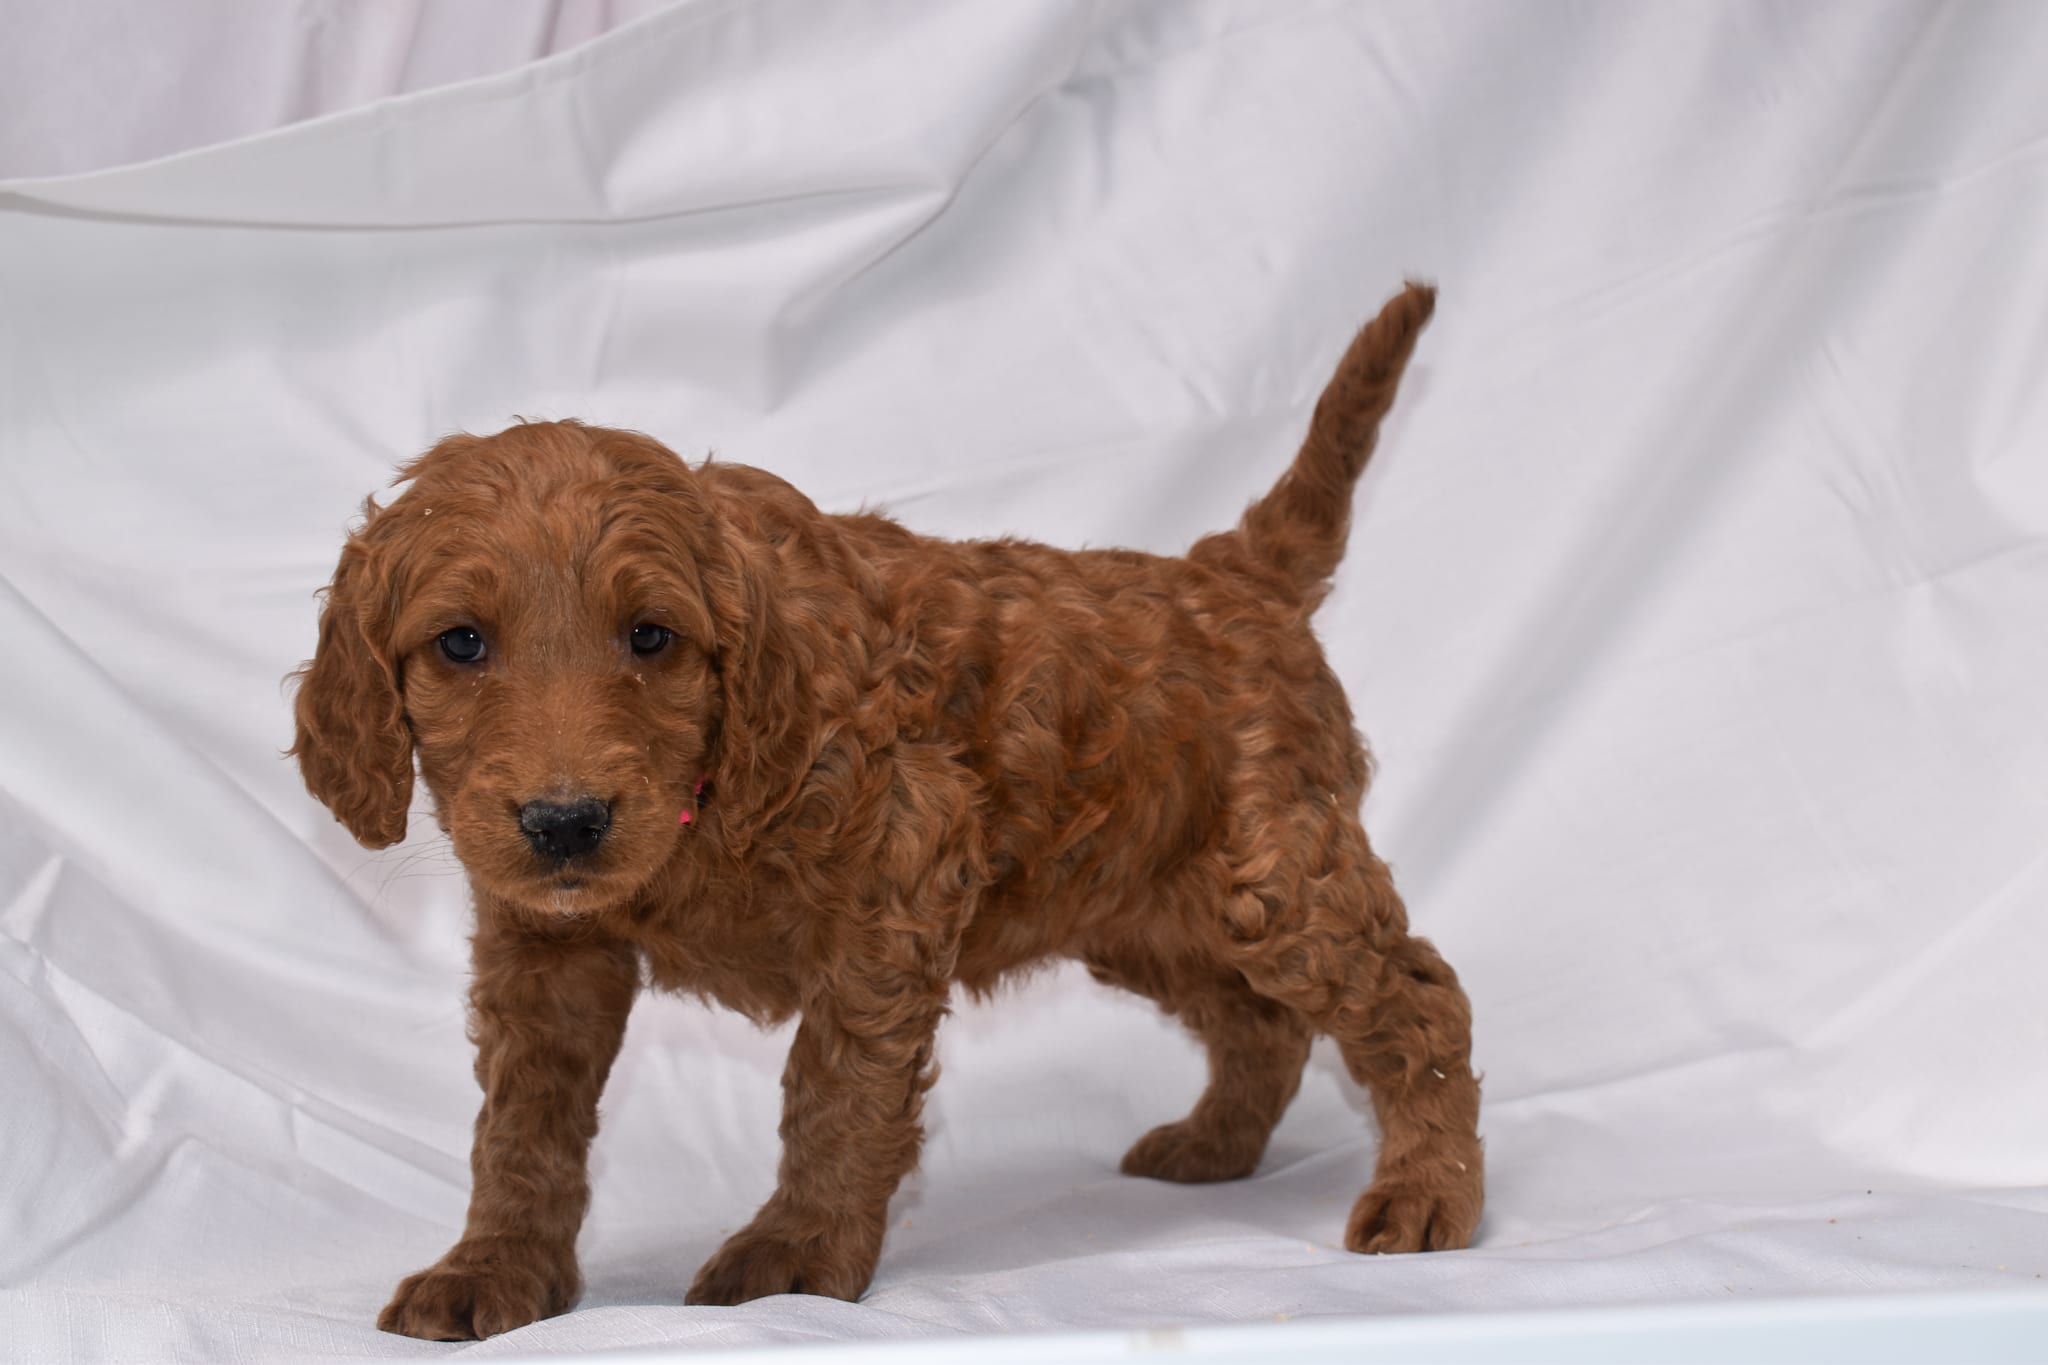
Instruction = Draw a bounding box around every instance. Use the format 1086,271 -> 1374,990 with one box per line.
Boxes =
289,517 -> 413,848
701,530 -> 820,854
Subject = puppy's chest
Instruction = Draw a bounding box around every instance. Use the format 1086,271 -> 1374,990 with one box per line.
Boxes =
628,877 -> 808,1023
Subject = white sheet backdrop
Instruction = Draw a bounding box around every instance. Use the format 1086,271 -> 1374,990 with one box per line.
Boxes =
0,0 -> 673,181
2,1 -> 2046,1359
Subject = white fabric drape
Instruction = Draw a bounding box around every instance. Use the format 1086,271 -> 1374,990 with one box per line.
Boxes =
3,1 -> 2045,1358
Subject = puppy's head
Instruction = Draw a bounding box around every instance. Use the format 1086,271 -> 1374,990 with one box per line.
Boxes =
291,421 -> 790,915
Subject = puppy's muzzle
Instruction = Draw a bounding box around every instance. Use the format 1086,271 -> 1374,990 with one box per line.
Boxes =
519,797 -> 612,862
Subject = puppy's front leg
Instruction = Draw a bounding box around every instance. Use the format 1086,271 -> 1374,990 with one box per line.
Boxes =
687,942 -> 950,1305
379,909 -> 638,1340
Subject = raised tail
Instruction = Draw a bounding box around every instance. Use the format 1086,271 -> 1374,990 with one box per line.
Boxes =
1197,282 -> 1435,606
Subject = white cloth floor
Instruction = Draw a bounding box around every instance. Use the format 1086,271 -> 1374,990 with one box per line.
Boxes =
2,2 -> 2045,1359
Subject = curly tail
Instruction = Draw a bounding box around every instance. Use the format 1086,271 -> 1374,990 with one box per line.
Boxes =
1195,282 -> 1435,607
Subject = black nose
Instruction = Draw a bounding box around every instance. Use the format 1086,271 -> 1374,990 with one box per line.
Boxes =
519,797 -> 611,862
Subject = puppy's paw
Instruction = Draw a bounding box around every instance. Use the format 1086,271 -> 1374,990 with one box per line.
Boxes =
686,1222 -> 874,1306
377,1247 -> 577,1340
1345,1172 -> 1482,1254
1119,1119 -> 1264,1183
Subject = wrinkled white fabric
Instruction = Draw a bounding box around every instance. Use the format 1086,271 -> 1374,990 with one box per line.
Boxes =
2,1 -> 2046,1359
0,0 -> 678,180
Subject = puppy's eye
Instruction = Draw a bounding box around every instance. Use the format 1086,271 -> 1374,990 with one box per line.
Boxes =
629,623 -> 673,657
438,627 -> 487,664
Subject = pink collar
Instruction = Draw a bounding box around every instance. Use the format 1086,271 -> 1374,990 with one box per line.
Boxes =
678,777 -> 710,826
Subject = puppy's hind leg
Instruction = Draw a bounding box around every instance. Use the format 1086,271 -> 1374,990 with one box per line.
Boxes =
1221,812 -> 1484,1254
1086,950 -> 1312,1183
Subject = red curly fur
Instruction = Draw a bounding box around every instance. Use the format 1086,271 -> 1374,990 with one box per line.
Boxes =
290,283 -> 1481,1340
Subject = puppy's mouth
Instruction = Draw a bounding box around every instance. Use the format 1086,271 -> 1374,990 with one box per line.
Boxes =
523,861 -> 621,895
493,867 -> 625,918
498,850 -> 659,915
